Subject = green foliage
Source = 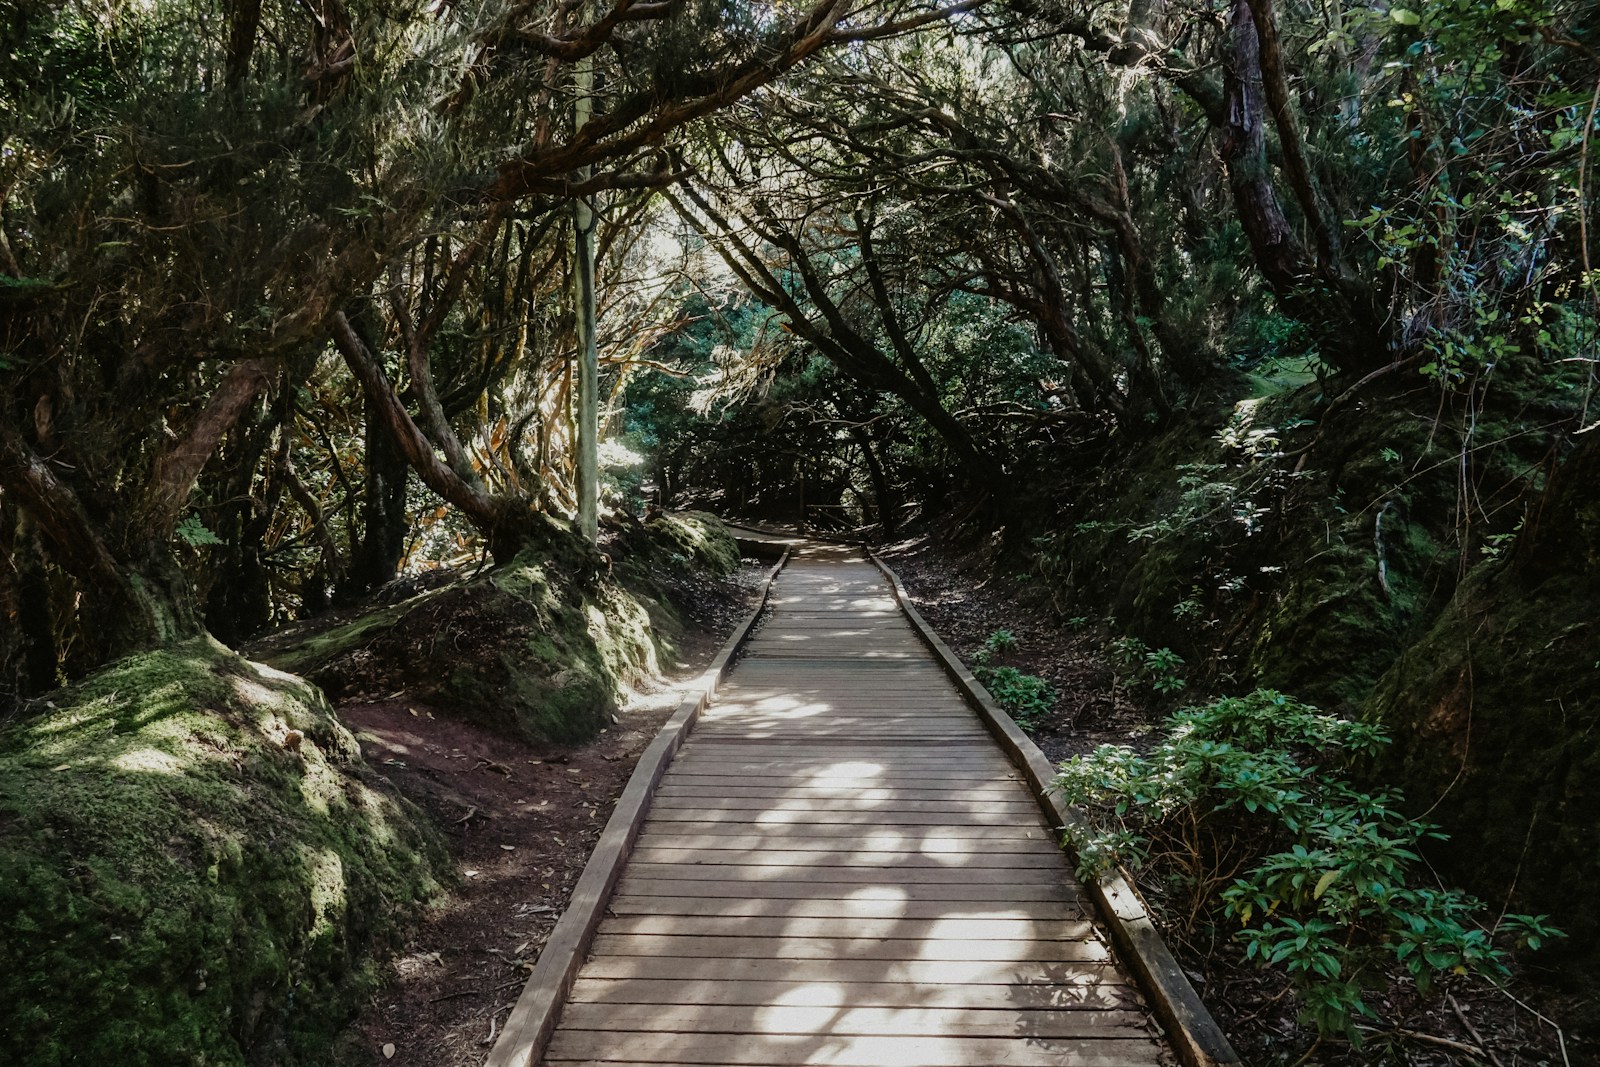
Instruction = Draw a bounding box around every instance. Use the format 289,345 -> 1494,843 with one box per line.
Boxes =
969,629 -> 1054,726
970,629 -> 1020,665
1109,636 -> 1186,693
174,515 -> 223,547
974,665 -> 1055,727
1056,690 -> 1561,1040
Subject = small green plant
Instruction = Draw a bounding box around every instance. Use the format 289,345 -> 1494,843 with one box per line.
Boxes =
975,665 -> 1056,726
973,629 -> 1020,664
1055,690 -> 1562,1041
1480,517 -> 1524,562
1109,636 -> 1186,693
970,630 -> 1055,726
175,514 -> 223,547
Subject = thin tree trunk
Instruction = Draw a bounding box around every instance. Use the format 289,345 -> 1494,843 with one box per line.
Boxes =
333,311 -> 536,562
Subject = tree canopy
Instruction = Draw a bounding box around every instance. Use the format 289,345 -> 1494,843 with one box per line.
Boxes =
0,0 -> 1594,697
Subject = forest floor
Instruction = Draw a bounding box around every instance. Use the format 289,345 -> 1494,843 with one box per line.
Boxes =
880,532 -> 1578,1067
329,562 -> 768,1067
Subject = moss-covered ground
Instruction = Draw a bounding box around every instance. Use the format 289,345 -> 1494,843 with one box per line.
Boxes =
0,637 -> 449,1066
1365,433 -> 1600,1025
267,512 -> 741,746
0,511 -> 745,1065
1027,369 -> 1552,713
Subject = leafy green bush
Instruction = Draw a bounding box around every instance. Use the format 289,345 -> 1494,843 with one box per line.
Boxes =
970,630 -> 1055,726
1055,690 -> 1560,1040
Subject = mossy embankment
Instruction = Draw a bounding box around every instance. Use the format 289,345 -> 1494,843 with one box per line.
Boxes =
1014,361 -> 1595,1021
0,638 -> 449,1066
1027,368 -> 1555,711
1365,431 -> 1600,1012
266,511 -> 741,745
0,510 -> 744,1065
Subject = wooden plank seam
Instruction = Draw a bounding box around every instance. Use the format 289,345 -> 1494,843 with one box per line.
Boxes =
484,549 -> 791,1067
867,551 -> 1244,1067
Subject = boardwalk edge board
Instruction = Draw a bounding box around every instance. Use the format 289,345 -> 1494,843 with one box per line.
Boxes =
868,551 -> 1244,1067
485,549 -> 791,1067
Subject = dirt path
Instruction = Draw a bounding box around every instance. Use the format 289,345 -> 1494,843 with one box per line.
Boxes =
333,566 -> 766,1067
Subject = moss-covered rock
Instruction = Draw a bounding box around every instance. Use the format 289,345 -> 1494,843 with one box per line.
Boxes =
268,511 -> 739,746
0,638 -> 449,1066
646,510 -> 741,576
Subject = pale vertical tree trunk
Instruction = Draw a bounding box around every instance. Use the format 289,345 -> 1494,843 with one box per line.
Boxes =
573,54 -> 601,544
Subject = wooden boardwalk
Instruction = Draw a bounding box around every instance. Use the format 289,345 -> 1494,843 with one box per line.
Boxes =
539,545 -> 1173,1066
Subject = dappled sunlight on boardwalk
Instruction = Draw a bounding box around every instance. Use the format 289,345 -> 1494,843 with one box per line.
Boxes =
542,547 -> 1173,1066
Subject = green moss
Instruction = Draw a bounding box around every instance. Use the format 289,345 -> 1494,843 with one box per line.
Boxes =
0,638 -> 449,1066
267,511 -> 733,747
1026,379 -> 1552,710
647,511 -> 740,576
1364,442 -> 1600,1027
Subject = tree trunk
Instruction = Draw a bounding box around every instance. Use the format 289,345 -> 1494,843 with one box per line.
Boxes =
847,421 -> 896,534
333,310 -> 540,563
347,394 -> 412,594
1219,0 -> 1389,373
0,510 -> 57,706
1220,0 -> 1310,294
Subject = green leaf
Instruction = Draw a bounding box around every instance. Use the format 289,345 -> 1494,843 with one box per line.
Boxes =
176,514 -> 224,547
1389,8 -> 1421,24
1314,869 -> 1341,900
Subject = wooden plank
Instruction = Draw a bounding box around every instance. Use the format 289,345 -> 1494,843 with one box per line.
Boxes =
599,914 -> 1098,940
621,862 -> 1069,885
566,977 -> 1137,1011
483,552 -> 792,1067
653,785 -> 1029,801
668,762 -> 1014,773
695,712 -> 983,723
664,767 -> 1017,781
641,809 -> 1028,826
660,772 -> 1026,787
615,879 -> 1078,902
574,955 -> 1128,987
660,770 -> 1024,785
556,1002 -> 1154,1039
664,753 -> 1011,766
545,1030 -> 1163,1065
676,745 -> 1004,755
646,796 -> 1039,814
669,725 -> 989,737
632,833 -> 1057,852
627,847 -> 1065,869
637,820 -> 1051,838
588,932 -> 1111,963
690,727 -> 990,737
604,896 -> 1090,921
